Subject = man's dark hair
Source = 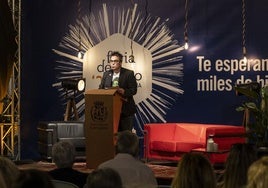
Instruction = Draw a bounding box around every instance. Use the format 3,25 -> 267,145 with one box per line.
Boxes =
86,167 -> 123,188
52,141 -> 76,168
110,51 -> 123,63
115,130 -> 139,157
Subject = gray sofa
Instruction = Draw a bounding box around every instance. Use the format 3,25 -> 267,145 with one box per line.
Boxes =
37,121 -> 85,160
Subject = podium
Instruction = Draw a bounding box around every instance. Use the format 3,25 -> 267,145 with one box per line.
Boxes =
84,89 -> 122,169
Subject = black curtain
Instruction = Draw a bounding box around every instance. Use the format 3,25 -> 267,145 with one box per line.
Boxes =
0,0 -> 17,114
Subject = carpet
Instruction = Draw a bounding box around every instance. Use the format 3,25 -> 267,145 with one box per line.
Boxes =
17,161 -> 177,180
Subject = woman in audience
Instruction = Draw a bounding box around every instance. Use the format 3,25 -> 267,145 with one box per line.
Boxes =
12,169 -> 55,188
0,156 -> 20,187
171,152 -> 216,188
85,167 -> 123,188
217,143 -> 258,188
247,156 -> 268,188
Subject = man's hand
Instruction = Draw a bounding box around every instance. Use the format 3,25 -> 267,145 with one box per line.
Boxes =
117,88 -> 125,95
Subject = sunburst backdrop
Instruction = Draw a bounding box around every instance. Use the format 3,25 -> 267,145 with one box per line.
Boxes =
53,3 -> 184,132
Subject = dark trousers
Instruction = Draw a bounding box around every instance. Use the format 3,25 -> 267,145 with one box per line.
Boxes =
118,114 -> 134,132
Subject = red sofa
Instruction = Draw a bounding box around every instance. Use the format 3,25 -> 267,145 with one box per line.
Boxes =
144,123 -> 246,164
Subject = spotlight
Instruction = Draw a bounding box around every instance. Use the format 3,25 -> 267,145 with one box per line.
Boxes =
62,78 -> 86,92
61,78 -> 86,121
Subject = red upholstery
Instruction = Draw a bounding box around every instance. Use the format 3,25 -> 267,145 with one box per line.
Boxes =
144,123 -> 246,164
176,142 -> 204,152
151,141 -> 177,152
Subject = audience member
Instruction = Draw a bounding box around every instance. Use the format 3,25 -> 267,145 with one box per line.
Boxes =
12,169 -> 55,188
171,152 -> 216,188
0,171 -> 7,188
217,143 -> 258,188
0,156 -> 20,187
247,156 -> 268,188
98,130 -> 158,188
48,140 -> 88,188
85,167 -> 123,188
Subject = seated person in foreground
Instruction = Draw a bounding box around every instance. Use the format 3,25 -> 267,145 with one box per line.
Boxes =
48,140 -> 88,188
98,130 -> 158,188
217,143 -> 258,188
85,167 -> 123,188
0,156 -> 20,187
0,171 -> 7,188
171,152 -> 217,188
247,156 -> 268,188
12,169 -> 55,188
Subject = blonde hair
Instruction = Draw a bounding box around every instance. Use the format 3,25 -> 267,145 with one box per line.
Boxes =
247,156 -> 268,188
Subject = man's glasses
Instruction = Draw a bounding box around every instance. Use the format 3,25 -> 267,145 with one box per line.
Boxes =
109,60 -> 120,63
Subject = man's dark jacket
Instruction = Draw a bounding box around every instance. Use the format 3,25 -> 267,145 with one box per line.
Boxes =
99,67 -> 137,116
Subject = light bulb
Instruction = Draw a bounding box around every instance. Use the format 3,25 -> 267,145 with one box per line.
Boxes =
184,42 -> 189,50
78,51 -> 83,59
243,55 -> 247,63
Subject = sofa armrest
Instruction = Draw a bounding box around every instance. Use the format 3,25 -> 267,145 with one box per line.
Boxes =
143,123 -> 177,160
206,126 -> 246,150
206,126 -> 246,138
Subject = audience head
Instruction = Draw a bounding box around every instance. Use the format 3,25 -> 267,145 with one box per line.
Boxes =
115,130 -> 139,157
12,169 -> 55,188
220,143 -> 258,188
171,152 -> 216,188
0,171 -> 7,188
52,140 -> 76,168
247,156 -> 268,188
86,167 -> 123,188
0,156 -> 20,187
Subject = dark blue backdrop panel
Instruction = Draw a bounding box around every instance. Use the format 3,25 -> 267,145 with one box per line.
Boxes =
21,0 -> 268,160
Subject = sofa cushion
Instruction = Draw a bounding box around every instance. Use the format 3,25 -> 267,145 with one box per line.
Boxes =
145,123 -> 177,140
151,141 -> 176,152
174,125 -> 205,142
176,142 -> 204,152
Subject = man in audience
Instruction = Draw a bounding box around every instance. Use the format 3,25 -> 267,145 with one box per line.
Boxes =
98,130 -> 158,188
48,140 -> 88,188
85,167 -> 123,188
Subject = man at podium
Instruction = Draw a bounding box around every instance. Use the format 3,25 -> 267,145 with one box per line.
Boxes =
99,51 -> 137,132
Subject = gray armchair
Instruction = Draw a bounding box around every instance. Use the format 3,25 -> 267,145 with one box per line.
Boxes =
37,121 -> 86,160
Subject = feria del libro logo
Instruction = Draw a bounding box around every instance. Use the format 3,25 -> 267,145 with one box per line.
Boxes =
53,3 -> 184,131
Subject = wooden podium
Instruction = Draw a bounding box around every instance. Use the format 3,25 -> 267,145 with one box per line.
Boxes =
84,89 -> 122,169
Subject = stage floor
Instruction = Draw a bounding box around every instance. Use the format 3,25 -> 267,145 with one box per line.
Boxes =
16,160 -> 224,186
16,160 -> 177,180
